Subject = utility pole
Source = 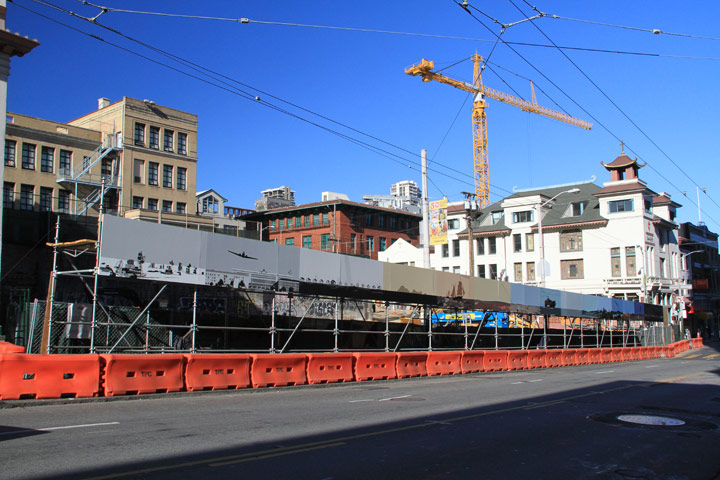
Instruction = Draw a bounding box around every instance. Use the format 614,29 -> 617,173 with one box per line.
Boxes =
462,191 -> 478,276
421,149 -> 430,268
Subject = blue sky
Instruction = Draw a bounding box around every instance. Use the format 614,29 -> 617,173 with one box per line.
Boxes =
7,1 -> 720,230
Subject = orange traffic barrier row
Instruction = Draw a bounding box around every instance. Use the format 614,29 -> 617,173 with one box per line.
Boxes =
0,341 -> 25,354
0,339 -> 684,401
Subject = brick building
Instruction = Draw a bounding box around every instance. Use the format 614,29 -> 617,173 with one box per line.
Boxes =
242,199 -> 421,260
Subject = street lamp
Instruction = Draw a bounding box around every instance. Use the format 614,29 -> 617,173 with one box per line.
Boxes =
537,188 -> 580,287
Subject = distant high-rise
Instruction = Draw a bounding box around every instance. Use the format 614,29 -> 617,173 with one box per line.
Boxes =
390,180 -> 421,202
363,180 -> 422,214
255,185 -> 296,211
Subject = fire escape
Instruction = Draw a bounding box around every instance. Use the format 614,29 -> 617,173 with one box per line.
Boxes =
57,134 -> 122,216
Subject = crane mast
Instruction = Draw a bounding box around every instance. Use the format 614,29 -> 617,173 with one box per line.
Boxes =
406,55 -> 592,207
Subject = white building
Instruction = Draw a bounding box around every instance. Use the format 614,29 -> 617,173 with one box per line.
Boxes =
363,180 -> 422,214
380,153 -> 688,306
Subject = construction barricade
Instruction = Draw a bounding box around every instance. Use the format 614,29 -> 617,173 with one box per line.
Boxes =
574,348 -> 590,365
598,348 -> 613,363
0,341 -> 25,354
426,351 -> 462,376
397,352 -> 428,378
587,348 -> 602,364
250,354 -> 307,388
561,349 -> 578,367
306,353 -> 355,385
353,352 -> 397,381
101,354 -> 185,396
184,354 -> 252,391
693,337 -> 704,349
620,348 -> 634,362
483,350 -> 509,372
0,354 -> 101,400
525,350 -> 547,369
461,351 -> 485,373
545,349 -> 563,368
506,350 -> 528,370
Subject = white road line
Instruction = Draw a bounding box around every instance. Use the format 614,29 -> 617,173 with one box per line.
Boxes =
594,370 -> 615,374
348,399 -> 375,403
378,395 -> 412,402
528,379 -> 543,383
645,365 -> 659,368
0,422 -> 120,436
511,381 -> 524,385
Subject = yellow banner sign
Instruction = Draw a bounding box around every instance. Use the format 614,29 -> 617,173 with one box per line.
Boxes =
429,198 -> 448,246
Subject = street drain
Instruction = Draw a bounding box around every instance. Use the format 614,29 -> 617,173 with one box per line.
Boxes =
617,414 -> 685,426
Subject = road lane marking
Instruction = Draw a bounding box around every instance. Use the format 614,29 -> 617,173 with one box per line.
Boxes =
511,381 -> 524,384
594,370 -> 615,374
645,365 -> 659,368
0,422 -> 120,436
658,371 -> 706,383
685,354 -> 701,359
528,379 -> 543,383
379,394 -> 412,402
705,354 -> 719,359
209,442 -> 345,467
523,400 -> 565,410
348,399 -> 375,403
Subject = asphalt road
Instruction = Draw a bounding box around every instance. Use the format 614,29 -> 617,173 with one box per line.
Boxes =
1,345 -> 719,480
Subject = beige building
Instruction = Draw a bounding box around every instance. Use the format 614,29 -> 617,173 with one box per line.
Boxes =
4,96 -> 199,218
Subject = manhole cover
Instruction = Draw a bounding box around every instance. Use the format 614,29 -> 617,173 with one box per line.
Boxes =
617,414 -> 685,426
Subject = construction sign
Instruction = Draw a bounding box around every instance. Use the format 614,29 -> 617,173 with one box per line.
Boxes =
429,198 -> 448,245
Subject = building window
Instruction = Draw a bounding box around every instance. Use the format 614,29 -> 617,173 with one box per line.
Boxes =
303,215 -> 310,227
132,196 -> 143,209
644,197 -> 652,213
302,235 -> 312,249
101,158 -> 113,178
608,199 -> 633,213
448,218 -> 459,229
313,214 -> 320,226
378,215 -> 386,228
626,246 -> 637,277
161,200 -> 172,213
20,184 -> 33,211
294,217 -> 301,228
269,220 -> 276,231
176,167 -> 187,190
58,190 -> 69,213
570,202 -> 585,216
134,159 -> 144,183
478,265 -> 486,278
4,139 -> 16,167
611,247 -> 621,277
147,198 -> 158,211
452,266 -> 461,274
367,236 -> 375,252
379,237 -> 386,252
514,262 -> 523,282
560,230 -> 583,252
21,143 -> 35,170
525,233 -> 535,252
442,243 -> 449,258
512,210 -> 534,223
489,264 -> 498,280
442,267 -> 450,272
513,234 -> 522,253
561,259 -> 584,279
365,213 -> 373,226
59,150 -> 72,175
452,239 -> 460,257
526,262 -> 535,281
285,238 -> 295,246
134,123 -> 145,146
320,234 -> 330,250
389,216 -> 397,230
148,162 -> 159,186
177,132 -> 187,155
176,202 -> 186,214
350,233 -> 356,252
3,182 -> 14,208
163,165 -> 173,188
322,213 -> 329,225
476,238 -> 484,255
149,126 -> 160,149
163,129 -> 174,152
491,212 -> 503,224
39,187 -> 53,212
489,237 -> 497,255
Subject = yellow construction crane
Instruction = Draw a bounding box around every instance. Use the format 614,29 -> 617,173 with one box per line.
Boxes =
405,54 -> 592,207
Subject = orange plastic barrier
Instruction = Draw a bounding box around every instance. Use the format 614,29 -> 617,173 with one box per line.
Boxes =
461,351 -> 485,373
638,347 -> 651,360
587,348 -> 602,364
693,337 -> 704,348
647,347 -> 659,359
483,350 -> 509,372
426,351 -> 462,376
397,352 -> 428,378
620,348 -> 634,361
609,348 -> 623,362
0,354 -> 101,400
506,350 -> 529,370
525,350 -> 547,369
101,354 -> 185,396
663,346 -> 675,358
545,349 -> 563,368
562,349 -> 578,366
184,354 -> 252,391
306,353 -> 354,385
0,341 -> 25,354
250,354 -> 307,388
574,348 -> 590,365
353,352 -> 397,381
598,348 -> 613,363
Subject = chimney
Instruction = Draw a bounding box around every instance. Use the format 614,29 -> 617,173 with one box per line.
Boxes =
98,97 -> 110,110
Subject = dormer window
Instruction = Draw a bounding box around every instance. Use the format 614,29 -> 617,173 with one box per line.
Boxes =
571,202 -> 585,216
202,195 -> 219,214
512,210 -> 533,223
491,211 -> 504,224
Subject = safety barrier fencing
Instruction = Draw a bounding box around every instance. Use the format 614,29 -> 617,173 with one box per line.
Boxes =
0,340 -> 695,401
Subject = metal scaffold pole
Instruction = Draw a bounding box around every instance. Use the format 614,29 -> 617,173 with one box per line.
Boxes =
191,289 -> 197,353
42,216 -> 61,354
384,302 -> 390,353
90,183 -> 105,353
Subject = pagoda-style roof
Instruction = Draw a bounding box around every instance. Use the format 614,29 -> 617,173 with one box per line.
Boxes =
601,154 -> 646,170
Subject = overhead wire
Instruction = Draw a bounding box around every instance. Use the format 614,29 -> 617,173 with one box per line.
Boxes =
456,0 -> 720,229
